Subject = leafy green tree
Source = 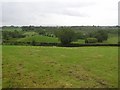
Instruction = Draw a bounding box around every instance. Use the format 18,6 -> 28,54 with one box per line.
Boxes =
94,30 -> 108,42
57,28 -> 77,45
87,30 -> 108,42
38,30 -> 46,35
31,40 -> 36,46
2,31 -> 25,41
76,32 -> 86,39
22,26 -> 35,31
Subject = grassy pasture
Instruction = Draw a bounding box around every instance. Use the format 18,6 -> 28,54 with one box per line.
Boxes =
72,39 -> 85,44
17,35 -> 59,43
17,33 -> 85,44
23,31 -> 38,37
103,33 -> 118,44
2,46 -> 118,88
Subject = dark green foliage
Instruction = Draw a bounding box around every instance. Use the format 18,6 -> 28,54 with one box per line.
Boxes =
57,28 -> 77,45
87,30 -> 108,42
87,32 -> 95,38
118,28 -> 120,36
31,40 -> 36,46
38,30 -> 46,35
85,38 -> 98,43
76,32 -> 86,39
2,30 -> 25,41
94,30 -> 108,42
2,26 -> 118,45
22,26 -> 35,31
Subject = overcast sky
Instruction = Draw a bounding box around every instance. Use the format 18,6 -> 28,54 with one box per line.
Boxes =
0,0 -> 119,26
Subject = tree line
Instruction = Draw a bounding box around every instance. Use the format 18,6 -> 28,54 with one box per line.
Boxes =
2,26 -> 118,46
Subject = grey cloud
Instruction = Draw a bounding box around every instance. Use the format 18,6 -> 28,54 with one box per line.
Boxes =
2,2 -> 92,25
2,0 -> 116,26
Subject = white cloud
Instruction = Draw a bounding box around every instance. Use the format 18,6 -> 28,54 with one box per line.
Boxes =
0,0 -> 119,26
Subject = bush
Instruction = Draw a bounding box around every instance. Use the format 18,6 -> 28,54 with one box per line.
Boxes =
76,32 -> 86,39
87,30 -> 108,42
118,41 -> 120,44
31,40 -> 36,46
85,38 -> 98,43
2,30 -> 25,41
57,28 -> 77,45
94,30 -> 108,42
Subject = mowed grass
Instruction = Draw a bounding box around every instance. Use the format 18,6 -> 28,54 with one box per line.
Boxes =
2,46 -> 118,88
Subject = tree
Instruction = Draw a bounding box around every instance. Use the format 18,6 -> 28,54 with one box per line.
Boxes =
38,30 -> 46,35
86,30 -> 108,42
2,31 -> 25,41
76,32 -> 86,39
57,28 -> 77,45
22,26 -> 35,31
31,40 -> 36,46
94,30 -> 108,42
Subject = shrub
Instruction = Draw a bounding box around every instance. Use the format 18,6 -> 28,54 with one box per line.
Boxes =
57,28 -> 77,45
87,30 -> 108,42
31,40 -> 36,46
94,30 -> 108,42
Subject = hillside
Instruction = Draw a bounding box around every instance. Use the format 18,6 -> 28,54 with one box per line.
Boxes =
17,35 -> 59,43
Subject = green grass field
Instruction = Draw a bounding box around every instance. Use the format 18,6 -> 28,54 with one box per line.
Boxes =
2,46 -> 118,88
23,31 -> 38,37
17,35 -> 60,43
103,34 -> 118,44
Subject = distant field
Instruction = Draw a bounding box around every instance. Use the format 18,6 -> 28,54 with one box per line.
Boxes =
17,35 -> 60,43
17,33 -> 85,44
72,39 -> 85,44
105,34 -> 119,44
104,37 -> 118,44
2,46 -> 118,88
23,31 -> 38,37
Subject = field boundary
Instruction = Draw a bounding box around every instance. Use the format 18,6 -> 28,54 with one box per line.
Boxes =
2,41 -> 120,47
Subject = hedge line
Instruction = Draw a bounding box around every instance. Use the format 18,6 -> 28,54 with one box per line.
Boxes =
2,41 -> 120,47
